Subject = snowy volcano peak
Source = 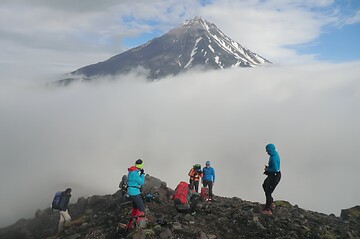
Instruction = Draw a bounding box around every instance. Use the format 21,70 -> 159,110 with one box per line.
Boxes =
63,17 -> 270,84
183,16 -> 212,28
170,16 -> 270,69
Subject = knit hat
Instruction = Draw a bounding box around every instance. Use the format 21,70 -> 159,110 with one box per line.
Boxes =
205,161 -> 210,165
135,159 -> 144,169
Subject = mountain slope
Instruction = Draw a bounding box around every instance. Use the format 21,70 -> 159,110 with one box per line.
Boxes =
0,175 -> 359,239
60,17 -> 270,85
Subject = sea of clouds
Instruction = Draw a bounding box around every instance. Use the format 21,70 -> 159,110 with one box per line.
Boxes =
0,62 -> 359,226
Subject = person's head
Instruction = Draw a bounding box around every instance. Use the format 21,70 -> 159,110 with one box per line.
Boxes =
135,159 -> 144,169
205,161 -> 211,167
194,164 -> 201,170
265,143 -> 276,155
65,188 -> 72,195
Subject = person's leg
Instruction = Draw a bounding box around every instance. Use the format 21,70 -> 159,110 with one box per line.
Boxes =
202,180 -> 208,188
131,194 -> 145,213
58,211 -> 65,232
189,195 -> 198,213
207,181 -> 213,199
62,210 -> 71,227
189,180 -> 194,191
194,181 -> 199,193
268,173 -> 281,208
262,176 -> 273,210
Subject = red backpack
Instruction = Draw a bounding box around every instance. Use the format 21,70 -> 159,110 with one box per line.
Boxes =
173,181 -> 189,204
201,187 -> 209,201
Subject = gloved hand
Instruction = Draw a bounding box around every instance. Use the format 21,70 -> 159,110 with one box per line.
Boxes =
140,169 -> 145,175
263,165 -> 268,175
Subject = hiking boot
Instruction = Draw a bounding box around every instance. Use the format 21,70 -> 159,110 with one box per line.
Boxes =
260,209 -> 273,215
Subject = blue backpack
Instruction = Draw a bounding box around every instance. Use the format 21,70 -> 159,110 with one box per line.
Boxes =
52,191 -> 62,210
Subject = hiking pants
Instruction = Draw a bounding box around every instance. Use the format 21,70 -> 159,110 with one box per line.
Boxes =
58,210 -> 71,232
129,194 -> 145,213
262,172 -> 281,210
189,194 -> 200,213
189,180 -> 200,193
202,180 -> 213,198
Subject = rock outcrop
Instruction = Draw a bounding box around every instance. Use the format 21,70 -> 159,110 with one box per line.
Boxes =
0,175 -> 359,239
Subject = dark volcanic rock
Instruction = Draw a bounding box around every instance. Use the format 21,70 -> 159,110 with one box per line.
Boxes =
0,176 -> 359,239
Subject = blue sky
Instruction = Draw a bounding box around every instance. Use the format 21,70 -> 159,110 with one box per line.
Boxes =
0,0 -> 359,74
293,0 -> 360,62
296,23 -> 360,62
119,0 -> 360,63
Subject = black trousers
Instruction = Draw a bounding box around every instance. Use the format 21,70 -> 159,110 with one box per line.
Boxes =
175,194 -> 199,213
189,180 -> 200,193
202,180 -> 213,198
262,172 -> 281,210
129,194 -> 145,212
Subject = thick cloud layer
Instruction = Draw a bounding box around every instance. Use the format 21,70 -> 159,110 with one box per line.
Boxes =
0,63 -> 359,226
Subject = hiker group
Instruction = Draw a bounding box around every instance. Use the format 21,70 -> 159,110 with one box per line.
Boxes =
52,143 -> 281,234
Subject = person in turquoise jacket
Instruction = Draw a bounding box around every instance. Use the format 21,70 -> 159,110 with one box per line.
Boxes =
202,161 -> 215,200
261,143 -> 281,215
127,159 -> 146,214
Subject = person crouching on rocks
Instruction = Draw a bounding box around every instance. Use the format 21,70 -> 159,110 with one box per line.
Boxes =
173,181 -> 202,215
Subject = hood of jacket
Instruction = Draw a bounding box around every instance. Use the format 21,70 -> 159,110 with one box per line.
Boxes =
266,143 -> 276,156
128,166 -> 139,172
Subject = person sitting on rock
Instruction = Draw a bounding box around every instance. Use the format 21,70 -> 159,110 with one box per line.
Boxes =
173,181 -> 202,215
188,164 -> 203,193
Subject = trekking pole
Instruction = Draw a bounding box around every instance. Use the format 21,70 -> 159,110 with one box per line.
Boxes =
119,201 -> 132,206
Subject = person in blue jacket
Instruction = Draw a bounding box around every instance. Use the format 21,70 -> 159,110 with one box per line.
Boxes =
261,143 -> 281,215
127,159 -> 146,215
202,161 -> 215,200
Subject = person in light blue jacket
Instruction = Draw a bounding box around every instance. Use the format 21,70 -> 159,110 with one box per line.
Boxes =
261,143 -> 281,215
127,159 -> 145,214
202,161 -> 215,200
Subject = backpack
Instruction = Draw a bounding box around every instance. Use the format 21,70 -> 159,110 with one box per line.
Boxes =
52,191 -> 63,210
201,187 -> 209,201
119,175 -> 128,196
144,193 -> 154,202
173,181 -> 190,205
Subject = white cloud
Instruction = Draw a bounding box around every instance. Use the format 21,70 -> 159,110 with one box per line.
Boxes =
0,62 -> 360,226
345,9 -> 360,25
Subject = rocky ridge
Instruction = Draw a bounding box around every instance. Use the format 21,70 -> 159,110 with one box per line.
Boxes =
0,175 -> 359,239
